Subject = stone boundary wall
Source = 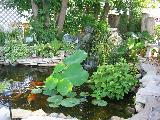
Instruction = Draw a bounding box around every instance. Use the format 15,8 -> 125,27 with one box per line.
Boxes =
0,50 -> 65,67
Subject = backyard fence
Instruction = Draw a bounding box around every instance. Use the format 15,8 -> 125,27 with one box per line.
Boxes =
0,0 -> 22,32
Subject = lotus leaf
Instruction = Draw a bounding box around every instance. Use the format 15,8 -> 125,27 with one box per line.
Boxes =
61,98 -> 81,107
57,79 -> 73,96
64,50 -> 87,65
62,63 -> 89,86
45,77 -> 58,90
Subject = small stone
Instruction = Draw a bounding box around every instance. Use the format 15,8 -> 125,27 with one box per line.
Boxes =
66,115 -> 73,119
58,113 -> 67,119
110,116 -> 126,120
135,102 -> 145,112
126,107 -> 136,114
32,109 -> 47,116
12,109 -> 32,119
49,113 -> 58,117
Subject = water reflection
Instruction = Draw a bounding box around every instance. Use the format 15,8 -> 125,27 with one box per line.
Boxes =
0,65 -> 135,120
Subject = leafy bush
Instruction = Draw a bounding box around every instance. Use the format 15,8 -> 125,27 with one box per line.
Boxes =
107,31 -> 154,64
3,34 -> 30,62
32,40 -> 75,58
33,40 -> 63,57
90,58 -> 137,105
32,50 -> 89,107
0,31 -> 5,46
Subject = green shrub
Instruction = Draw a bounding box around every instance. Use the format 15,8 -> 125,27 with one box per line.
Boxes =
3,37 -> 30,62
91,58 -> 137,103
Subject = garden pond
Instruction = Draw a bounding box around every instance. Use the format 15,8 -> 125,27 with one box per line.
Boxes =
0,65 -> 135,120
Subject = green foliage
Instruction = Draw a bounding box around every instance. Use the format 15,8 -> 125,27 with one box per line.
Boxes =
107,31 -> 155,64
92,99 -> 108,107
3,31 -> 30,62
60,98 -> 81,107
90,58 -> 137,105
0,81 -> 10,93
33,50 -> 89,107
33,40 -> 63,57
155,25 -> 160,39
0,31 -> 5,46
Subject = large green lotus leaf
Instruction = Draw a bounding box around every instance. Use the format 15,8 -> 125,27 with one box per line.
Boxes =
57,79 -> 73,96
63,50 -> 87,65
47,95 -> 63,103
62,63 -> 89,86
45,76 -> 58,90
61,98 -> 81,107
54,63 -> 66,73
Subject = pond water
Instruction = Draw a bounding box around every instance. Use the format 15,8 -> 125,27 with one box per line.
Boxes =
0,65 -> 135,120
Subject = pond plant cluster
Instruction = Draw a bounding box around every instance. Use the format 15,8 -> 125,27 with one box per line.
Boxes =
0,0 -> 160,118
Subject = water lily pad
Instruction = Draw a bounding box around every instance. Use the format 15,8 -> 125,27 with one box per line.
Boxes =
61,98 -> 81,107
57,79 -> 73,96
47,95 -> 63,103
64,50 -> 87,65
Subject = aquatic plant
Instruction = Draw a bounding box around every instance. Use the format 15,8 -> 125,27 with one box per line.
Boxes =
32,50 -> 89,107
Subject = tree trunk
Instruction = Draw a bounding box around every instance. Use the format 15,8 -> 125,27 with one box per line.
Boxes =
94,2 -> 100,20
57,0 -> 68,35
101,1 -> 110,20
42,0 -> 50,28
31,0 -> 38,19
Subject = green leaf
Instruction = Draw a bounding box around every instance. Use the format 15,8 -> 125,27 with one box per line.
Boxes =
128,38 -> 135,49
61,98 -> 81,107
45,76 -> 58,90
62,63 -> 89,86
57,79 -> 73,96
49,103 -> 60,108
92,99 -> 108,106
80,92 -> 89,97
47,95 -> 63,103
66,92 -> 77,97
64,50 -> 87,65
43,89 -> 56,96
54,63 -> 66,73
31,88 -> 42,94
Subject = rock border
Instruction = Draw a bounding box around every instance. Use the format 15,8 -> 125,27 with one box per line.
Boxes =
0,51 -> 65,67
